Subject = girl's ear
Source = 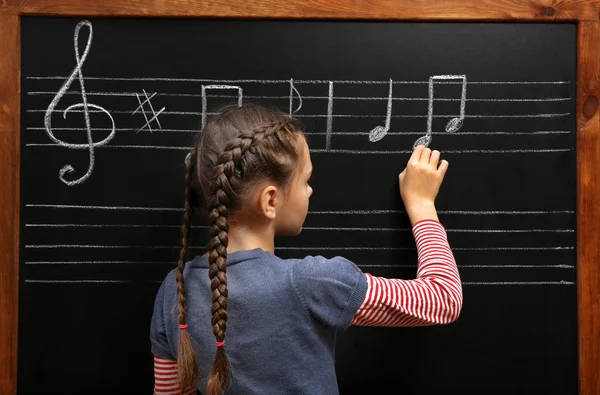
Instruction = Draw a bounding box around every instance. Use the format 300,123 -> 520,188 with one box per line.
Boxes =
258,185 -> 278,220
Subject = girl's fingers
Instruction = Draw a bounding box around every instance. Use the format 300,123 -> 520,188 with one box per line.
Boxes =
437,160 -> 449,178
429,150 -> 440,168
420,147 -> 432,164
410,145 -> 425,164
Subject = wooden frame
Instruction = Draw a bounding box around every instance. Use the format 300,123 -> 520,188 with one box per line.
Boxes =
1,1 -> 598,394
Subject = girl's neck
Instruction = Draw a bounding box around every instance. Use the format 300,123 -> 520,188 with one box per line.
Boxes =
202,220 -> 276,256
227,226 -> 275,253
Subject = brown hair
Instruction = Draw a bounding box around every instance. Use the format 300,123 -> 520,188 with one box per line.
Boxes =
176,104 -> 306,394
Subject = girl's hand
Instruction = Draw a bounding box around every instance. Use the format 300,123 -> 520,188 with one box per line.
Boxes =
399,145 -> 449,225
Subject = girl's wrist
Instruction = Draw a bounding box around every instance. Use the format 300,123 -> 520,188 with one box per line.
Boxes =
406,201 -> 439,225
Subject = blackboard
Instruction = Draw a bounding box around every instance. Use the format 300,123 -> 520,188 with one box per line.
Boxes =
15,17 -> 579,394
0,0 -> 600,395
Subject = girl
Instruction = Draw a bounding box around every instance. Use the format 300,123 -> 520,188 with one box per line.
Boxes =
150,104 -> 462,395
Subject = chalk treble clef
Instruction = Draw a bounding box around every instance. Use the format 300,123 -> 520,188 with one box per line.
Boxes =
44,20 -> 116,186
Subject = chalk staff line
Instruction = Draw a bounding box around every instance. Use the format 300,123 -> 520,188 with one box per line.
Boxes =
24,203 -> 575,215
26,76 -> 572,85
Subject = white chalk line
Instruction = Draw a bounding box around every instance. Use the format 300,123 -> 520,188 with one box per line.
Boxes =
32,108 -> 572,119
302,226 -> 563,232
26,244 -> 184,249
25,204 -> 574,215
24,260 -> 574,269
25,227 -> 575,249
308,209 -> 575,215
284,114 -> 573,119
27,90 -> 572,103
25,76 -> 571,85
23,222 -> 575,233
300,227 -> 574,232
26,203 -> 182,211
26,223 -> 203,228
324,131 -> 571,136
309,148 -> 572,154
22,243 -> 575,251
24,144 -> 573,154
25,126 -> 572,136
308,149 -> 572,154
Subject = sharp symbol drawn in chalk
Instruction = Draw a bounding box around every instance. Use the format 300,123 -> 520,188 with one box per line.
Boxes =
132,89 -> 166,133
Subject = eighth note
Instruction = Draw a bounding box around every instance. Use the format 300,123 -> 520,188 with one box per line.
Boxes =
44,20 -> 116,186
369,79 -> 393,142
201,85 -> 243,128
289,78 -> 303,116
413,74 -> 467,148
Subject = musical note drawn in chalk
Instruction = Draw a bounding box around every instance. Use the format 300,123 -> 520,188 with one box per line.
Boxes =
44,20 -> 116,186
201,85 -> 243,128
413,74 -> 467,148
289,78 -> 303,116
369,79 -> 393,142
326,81 -> 334,150
132,89 -> 165,133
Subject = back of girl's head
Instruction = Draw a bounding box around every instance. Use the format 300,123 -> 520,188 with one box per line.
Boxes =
194,104 -> 306,213
175,104 -> 306,394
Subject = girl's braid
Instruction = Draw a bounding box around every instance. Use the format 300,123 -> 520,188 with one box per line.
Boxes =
205,119 -> 292,395
175,149 -> 199,390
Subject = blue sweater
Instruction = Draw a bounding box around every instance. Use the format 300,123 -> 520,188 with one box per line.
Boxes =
150,248 -> 369,394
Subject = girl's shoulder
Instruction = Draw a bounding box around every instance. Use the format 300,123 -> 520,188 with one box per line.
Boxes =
289,254 -> 364,282
287,254 -> 369,329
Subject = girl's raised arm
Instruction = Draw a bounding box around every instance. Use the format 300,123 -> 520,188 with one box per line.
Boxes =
351,146 -> 462,327
351,219 -> 462,326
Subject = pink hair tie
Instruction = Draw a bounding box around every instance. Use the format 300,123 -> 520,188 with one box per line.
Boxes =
216,340 -> 225,347
179,324 -> 188,330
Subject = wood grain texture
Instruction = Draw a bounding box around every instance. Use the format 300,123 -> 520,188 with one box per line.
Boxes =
0,0 -> 597,20
0,15 -> 19,395
577,20 -> 600,395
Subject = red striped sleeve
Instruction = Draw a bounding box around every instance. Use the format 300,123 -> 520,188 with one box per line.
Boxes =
153,355 -> 197,395
350,219 -> 463,327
